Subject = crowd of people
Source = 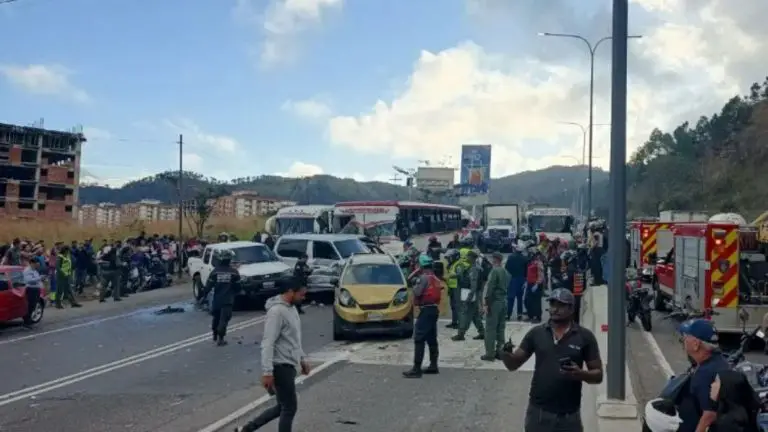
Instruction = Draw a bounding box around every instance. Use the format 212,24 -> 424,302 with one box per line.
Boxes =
0,232 -> 188,308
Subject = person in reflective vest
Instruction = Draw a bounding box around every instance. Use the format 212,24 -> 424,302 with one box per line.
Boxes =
55,246 -> 81,309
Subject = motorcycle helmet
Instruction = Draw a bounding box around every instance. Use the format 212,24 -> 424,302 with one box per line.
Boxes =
404,240 -> 413,248
418,254 -> 433,268
428,235 -> 438,242
459,236 -> 474,247
642,398 -> 682,432
538,232 -> 548,241
213,248 -> 236,265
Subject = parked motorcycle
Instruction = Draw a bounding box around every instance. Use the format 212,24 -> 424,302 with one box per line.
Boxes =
626,274 -> 653,331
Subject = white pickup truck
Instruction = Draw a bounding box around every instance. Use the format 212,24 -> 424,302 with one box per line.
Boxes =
188,241 -> 293,307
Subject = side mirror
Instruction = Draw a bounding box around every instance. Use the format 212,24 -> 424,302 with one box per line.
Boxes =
330,277 -> 339,286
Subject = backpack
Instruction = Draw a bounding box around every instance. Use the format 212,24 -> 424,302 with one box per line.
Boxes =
419,274 -> 442,305
455,262 -> 471,289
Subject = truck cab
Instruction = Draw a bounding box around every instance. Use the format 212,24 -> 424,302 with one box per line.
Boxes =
187,241 -> 293,307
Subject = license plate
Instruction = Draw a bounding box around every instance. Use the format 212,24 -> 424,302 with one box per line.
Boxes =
263,281 -> 275,289
367,312 -> 384,321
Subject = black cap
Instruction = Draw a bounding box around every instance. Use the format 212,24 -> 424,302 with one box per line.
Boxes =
547,288 -> 575,305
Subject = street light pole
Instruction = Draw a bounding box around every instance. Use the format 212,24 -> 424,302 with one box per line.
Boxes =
607,0 -> 630,401
540,32 -> 641,218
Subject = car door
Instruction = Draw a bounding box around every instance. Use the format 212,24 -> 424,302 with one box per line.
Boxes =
200,248 -> 213,284
0,271 -> 13,321
9,270 -> 28,318
275,239 -> 309,268
311,240 -> 341,268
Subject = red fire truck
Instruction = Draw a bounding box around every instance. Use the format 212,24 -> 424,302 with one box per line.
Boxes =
629,220 -> 674,282
652,217 -> 768,333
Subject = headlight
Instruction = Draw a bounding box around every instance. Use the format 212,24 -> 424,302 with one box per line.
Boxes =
642,268 -> 652,275
392,289 -> 409,306
338,288 -> 356,307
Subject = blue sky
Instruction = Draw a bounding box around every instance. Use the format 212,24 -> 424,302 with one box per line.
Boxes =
1,0 -> 762,188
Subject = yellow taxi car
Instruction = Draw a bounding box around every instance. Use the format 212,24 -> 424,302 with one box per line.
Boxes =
332,253 -> 413,340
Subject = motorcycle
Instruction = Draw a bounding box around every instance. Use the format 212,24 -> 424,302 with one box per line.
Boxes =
626,276 -> 653,332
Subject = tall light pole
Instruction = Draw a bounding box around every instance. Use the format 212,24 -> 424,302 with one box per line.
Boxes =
557,121 -> 611,165
540,32 -> 641,218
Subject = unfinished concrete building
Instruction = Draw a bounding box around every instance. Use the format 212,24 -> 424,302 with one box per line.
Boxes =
0,122 -> 84,220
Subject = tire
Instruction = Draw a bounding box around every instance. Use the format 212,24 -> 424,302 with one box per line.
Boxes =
333,309 -> 345,341
192,274 -> 202,300
23,299 -> 45,325
640,311 -> 652,332
652,279 -> 666,312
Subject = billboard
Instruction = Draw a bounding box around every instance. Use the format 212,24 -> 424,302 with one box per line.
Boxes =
416,167 -> 454,192
459,145 -> 491,196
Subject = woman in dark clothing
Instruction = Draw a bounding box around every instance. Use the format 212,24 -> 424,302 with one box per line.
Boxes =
709,370 -> 761,432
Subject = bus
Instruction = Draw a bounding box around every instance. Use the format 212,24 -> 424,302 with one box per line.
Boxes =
272,205 -> 334,236
333,201 -> 463,252
524,207 -> 574,242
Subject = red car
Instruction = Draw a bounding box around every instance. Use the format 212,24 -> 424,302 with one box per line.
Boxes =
0,265 -> 46,325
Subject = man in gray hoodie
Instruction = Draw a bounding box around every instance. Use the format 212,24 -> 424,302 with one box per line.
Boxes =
236,279 -> 309,432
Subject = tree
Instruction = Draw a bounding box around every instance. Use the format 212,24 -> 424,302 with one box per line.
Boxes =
185,186 -> 228,238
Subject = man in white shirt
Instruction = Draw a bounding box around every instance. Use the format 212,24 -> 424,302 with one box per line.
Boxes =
22,259 -> 43,325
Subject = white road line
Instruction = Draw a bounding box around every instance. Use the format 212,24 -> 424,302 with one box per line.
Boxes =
196,353 -> 350,432
0,315 -> 267,407
0,308 -> 166,345
642,327 -> 675,378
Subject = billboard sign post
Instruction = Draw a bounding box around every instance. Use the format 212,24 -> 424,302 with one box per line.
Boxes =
458,145 -> 491,206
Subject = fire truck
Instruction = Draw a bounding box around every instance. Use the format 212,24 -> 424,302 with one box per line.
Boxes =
629,220 -> 673,282
652,213 -> 768,333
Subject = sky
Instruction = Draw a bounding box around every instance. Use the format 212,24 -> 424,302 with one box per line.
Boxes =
1,0 -> 766,188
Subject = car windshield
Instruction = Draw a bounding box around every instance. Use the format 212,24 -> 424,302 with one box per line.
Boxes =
275,217 -> 315,235
231,245 -> 279,264
529,215 -> 569,233
339,220 -> 397,238
488,218 -> 514,226
342,264 -> 404,285
333,239 -> 369,259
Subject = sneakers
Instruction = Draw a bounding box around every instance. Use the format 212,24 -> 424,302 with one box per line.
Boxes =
472,334 -> 485,340
423,364 -> 439,374
402,367 -> 423,378
451,334 -> 465,341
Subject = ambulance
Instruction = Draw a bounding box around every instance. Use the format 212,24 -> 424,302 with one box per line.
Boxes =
652,213 -> 768,333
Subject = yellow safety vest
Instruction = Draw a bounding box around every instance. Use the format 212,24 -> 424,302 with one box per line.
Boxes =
59,255 -> 72,276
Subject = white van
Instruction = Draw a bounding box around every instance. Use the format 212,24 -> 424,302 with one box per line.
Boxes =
273,234 -> 371,268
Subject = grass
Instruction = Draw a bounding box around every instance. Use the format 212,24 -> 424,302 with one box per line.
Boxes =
1,216 -> 268,245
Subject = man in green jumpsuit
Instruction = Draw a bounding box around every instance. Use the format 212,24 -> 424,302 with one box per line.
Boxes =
451,249 -> 485,341
481,252 -> 510,361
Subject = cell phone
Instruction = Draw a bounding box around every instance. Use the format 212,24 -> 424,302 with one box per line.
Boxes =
559,357 -> 574,369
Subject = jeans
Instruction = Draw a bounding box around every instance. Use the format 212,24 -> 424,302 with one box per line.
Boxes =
524,405 -> 583,432
507,277 -> 525,318
211,305 -> 233,337
242,364 -> 298,432
448,288 -> 459,325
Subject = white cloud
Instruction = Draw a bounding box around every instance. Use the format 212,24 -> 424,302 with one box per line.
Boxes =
0,64 -> 91,103
82,127 -> 112,142
182,152 -> 204,171
312,0 -> 768,178
252,0 -> 343,65
164,118 -> 239,152
276,161 -> 325,177
282,98 -> 332,120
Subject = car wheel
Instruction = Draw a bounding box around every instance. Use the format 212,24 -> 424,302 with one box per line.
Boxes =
333,309 -> 344,341
192,274 -> 202,300
24,299 -> 45,325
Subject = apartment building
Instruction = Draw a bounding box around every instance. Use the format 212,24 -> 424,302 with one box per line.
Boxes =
213,191 -> 296,218
120,199 -> 179,222
78,202 -> 121,227
0,122 -> 84,220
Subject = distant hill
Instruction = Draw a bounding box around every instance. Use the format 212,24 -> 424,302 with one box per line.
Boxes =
78,166 -> 609,209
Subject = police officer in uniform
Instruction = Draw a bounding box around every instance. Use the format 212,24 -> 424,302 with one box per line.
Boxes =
482,252 -> 510,361
203,249 -> 241,346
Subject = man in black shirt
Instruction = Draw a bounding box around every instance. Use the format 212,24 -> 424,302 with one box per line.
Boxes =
293,253 -> 311,314
499,288 -> 603,432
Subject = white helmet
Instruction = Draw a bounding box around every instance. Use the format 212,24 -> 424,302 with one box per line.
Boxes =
643,398 -> 682,432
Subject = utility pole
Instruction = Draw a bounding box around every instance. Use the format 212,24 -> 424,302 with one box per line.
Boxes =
177,134 -> 183,277
607,0 -> 629,401
389,174 -> 401,184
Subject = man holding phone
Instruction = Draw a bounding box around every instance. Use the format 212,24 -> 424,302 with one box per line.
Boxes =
499,288 -> 603,432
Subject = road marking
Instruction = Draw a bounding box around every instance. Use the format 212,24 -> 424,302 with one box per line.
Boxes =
0,297 -> 193,346
0,309 -> 158,345
642,327 -> 675,378
0,315 -> 267,407
196,352 -> 350,432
